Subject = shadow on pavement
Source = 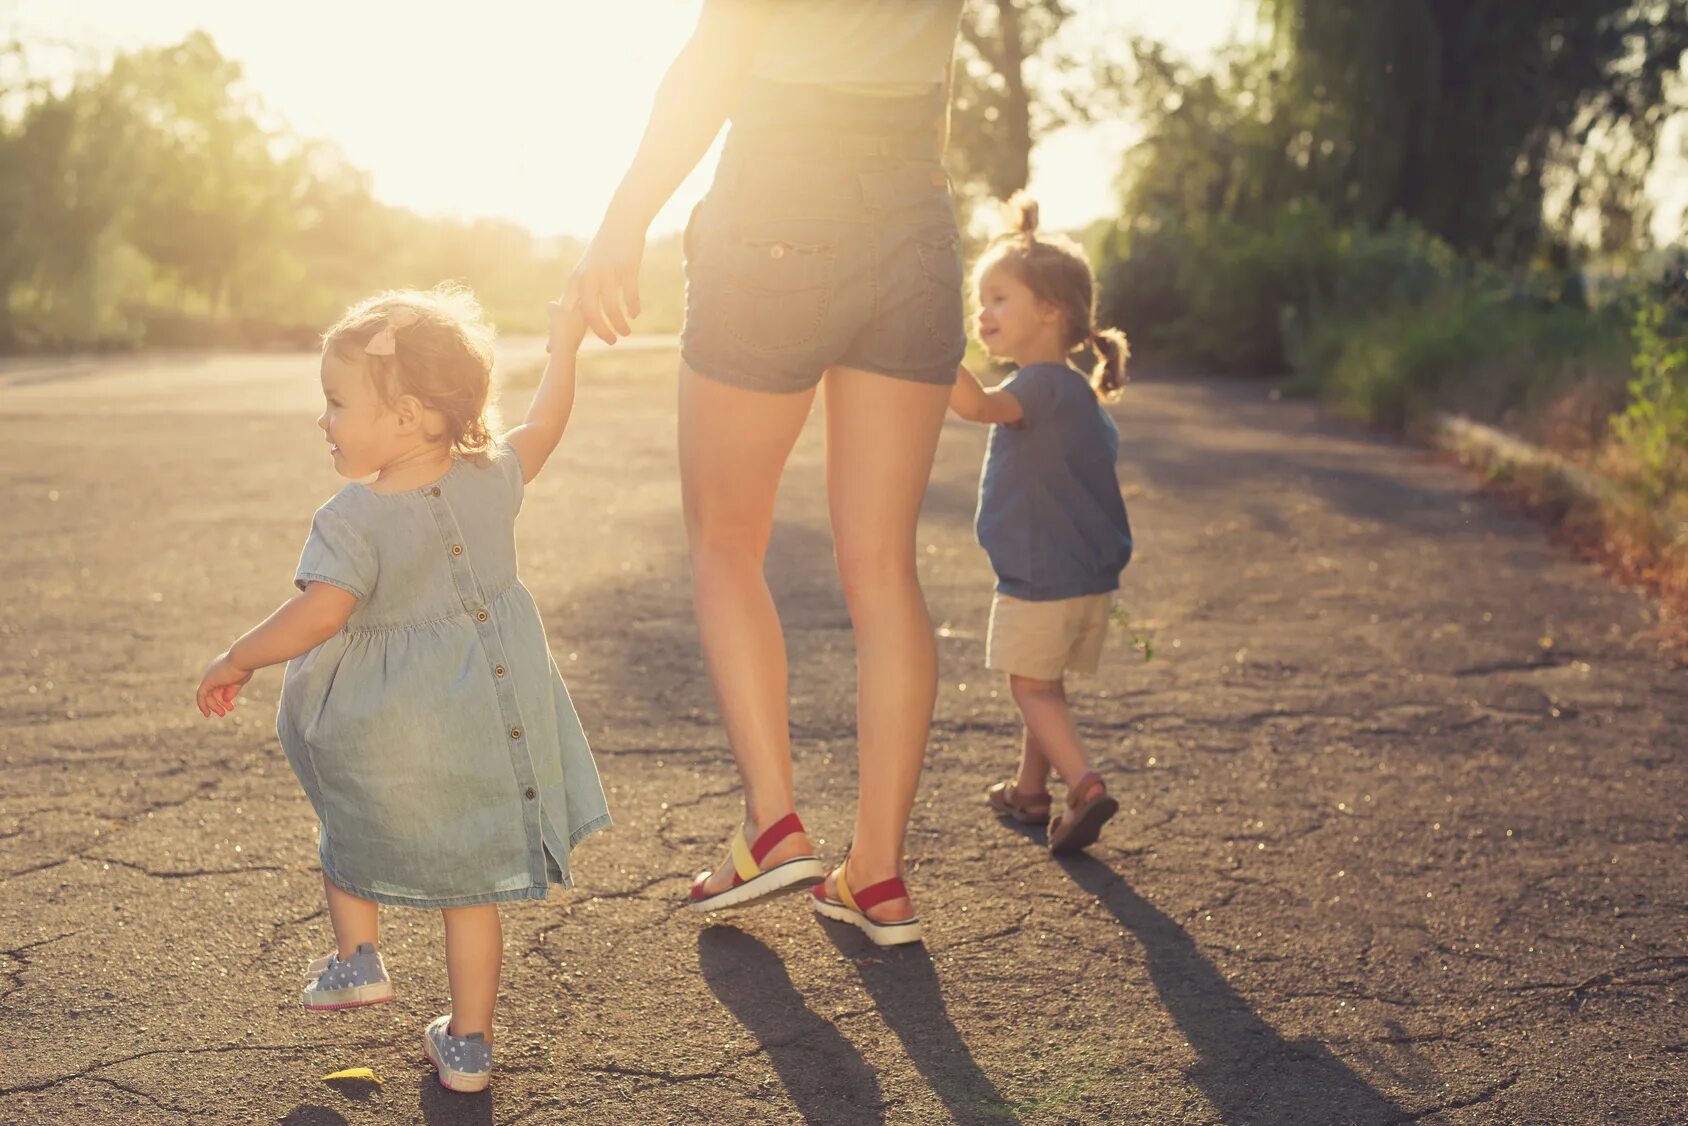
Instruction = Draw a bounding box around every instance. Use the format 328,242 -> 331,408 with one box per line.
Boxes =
699,925 -> 886,1125
279,1108 -> 348,1126
817,916 -> 1021,1125
1058,855 -> 1406,1126
416,1074 -> 493,1125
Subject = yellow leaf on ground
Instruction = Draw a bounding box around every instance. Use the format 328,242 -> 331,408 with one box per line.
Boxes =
321,1067 -> 382,1084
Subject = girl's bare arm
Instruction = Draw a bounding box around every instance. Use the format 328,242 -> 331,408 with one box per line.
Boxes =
504,308 -> 588,483
197,583 -> 357,717
949,364 -> 1025,425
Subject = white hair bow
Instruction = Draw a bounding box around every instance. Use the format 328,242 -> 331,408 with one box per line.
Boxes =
364,307 -> 421,356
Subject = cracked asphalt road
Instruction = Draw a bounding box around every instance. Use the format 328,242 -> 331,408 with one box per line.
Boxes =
3,350 -> 1684,1124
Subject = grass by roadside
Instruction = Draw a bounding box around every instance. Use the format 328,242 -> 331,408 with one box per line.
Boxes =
1295,287 -> 1688,652
1434,413 -> 1687,652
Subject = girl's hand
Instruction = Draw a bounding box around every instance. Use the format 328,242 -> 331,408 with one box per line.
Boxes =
196,652 -> 253,718
546,301 -> 590,356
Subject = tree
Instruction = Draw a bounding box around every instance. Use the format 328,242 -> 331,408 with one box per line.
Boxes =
0,31 -> 584,349
106,32 -> 303,316
1262,0 -> 1688,264
947,0 -> 1126,206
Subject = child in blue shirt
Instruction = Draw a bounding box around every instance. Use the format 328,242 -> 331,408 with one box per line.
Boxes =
949,194 -> 1133,854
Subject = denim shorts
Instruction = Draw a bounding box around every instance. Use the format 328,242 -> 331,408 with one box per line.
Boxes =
681,145 -> 967,394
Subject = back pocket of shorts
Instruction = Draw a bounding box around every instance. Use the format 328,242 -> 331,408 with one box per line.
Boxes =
914,228 -> 966,358
703,219 -> 840,354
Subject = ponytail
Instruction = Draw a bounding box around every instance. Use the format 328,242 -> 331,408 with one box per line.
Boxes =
1003,191 -> 1039,243
1088,327 -> 1130,402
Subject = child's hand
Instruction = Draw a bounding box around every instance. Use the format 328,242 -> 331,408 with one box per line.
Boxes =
546,301 -> 589,356
196,652 -> 253,718
948,364 -> 973,411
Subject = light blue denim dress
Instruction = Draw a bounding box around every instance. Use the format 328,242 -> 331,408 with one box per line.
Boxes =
276,441 -> 610,909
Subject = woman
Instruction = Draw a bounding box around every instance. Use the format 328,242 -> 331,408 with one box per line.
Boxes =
567,0 -> 966,946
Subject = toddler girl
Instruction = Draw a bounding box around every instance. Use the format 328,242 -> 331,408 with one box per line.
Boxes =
949,195 -> 1133,854
195,287 -> 608,1092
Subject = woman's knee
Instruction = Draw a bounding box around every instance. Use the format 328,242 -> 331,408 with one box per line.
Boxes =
684,497 -> 773,564
834,542 -> 920,604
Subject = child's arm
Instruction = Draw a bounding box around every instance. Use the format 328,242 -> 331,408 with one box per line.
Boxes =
503,305 -> 589,484
195,583 -> 358,717
949,363 -> 1025,426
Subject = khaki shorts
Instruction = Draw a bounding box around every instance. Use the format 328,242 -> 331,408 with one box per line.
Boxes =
985,592 -> 1113,681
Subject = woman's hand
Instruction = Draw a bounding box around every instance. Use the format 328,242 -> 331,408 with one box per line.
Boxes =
563,220 -> 646,345
559,2 -> 773,345
196,652 -> 253,718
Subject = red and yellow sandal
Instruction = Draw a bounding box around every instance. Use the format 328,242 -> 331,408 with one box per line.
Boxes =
688,812 -> 825,913
810,860 -> 925,947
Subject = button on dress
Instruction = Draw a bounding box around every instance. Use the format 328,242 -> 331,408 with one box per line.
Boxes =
277,441 -> 610,908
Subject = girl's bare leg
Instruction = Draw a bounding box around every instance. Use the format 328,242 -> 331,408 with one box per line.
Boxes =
441,904 -> 501,1042
680,363 -> 819,894
820,367 -> 951,922
323,873 -> 380,959
1013,690 -> 1055,795
1009,674 -> 1094,787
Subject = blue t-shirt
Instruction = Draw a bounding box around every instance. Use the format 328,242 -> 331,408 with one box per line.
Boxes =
975,363 -> 1133,601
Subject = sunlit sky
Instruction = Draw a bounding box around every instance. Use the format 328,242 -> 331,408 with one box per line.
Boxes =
8,1 -> 1684,244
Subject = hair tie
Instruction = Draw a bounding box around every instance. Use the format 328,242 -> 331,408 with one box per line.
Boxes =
365,307 -> 421,356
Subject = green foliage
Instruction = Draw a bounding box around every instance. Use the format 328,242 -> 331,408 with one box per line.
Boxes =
1611,291 -> 1688,505
0,33 -> 682,353
1289,280 -> 1633,459
1095,1 -> 1686,375
1107,603 -> 1155,662
1261,0 -> 1688,264
1288,274 -> 1633,439
1098,199 -> 1464,375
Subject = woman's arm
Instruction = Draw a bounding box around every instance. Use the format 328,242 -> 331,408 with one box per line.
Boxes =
504,306 -> 588,483
565,0 -> 773,345
949,364 -> 1025,425
196,584 -> 358,717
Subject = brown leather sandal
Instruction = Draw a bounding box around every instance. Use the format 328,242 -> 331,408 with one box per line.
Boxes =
987,780 -> 1053,825
1048,773 -> 1119,855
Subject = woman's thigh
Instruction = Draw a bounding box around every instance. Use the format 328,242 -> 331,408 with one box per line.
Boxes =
678,362 -> 817,548
822,366 -> 950,578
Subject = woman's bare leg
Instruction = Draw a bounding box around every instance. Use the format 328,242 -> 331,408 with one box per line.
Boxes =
680,363 -> 819,894
820,367 -> 951,921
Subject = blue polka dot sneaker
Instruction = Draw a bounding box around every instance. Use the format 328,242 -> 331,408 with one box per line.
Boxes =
300,942 -> 395,1011
424,1014 -> 493,1092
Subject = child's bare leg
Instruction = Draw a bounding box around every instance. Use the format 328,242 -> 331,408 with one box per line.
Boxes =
1009,674 -> 1094,788
323,873 -> 380,958
442,904 -> 502,1042
1014,701 -> 1054,796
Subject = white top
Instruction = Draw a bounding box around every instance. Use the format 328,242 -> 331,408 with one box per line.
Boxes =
749,0 -> 963,95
